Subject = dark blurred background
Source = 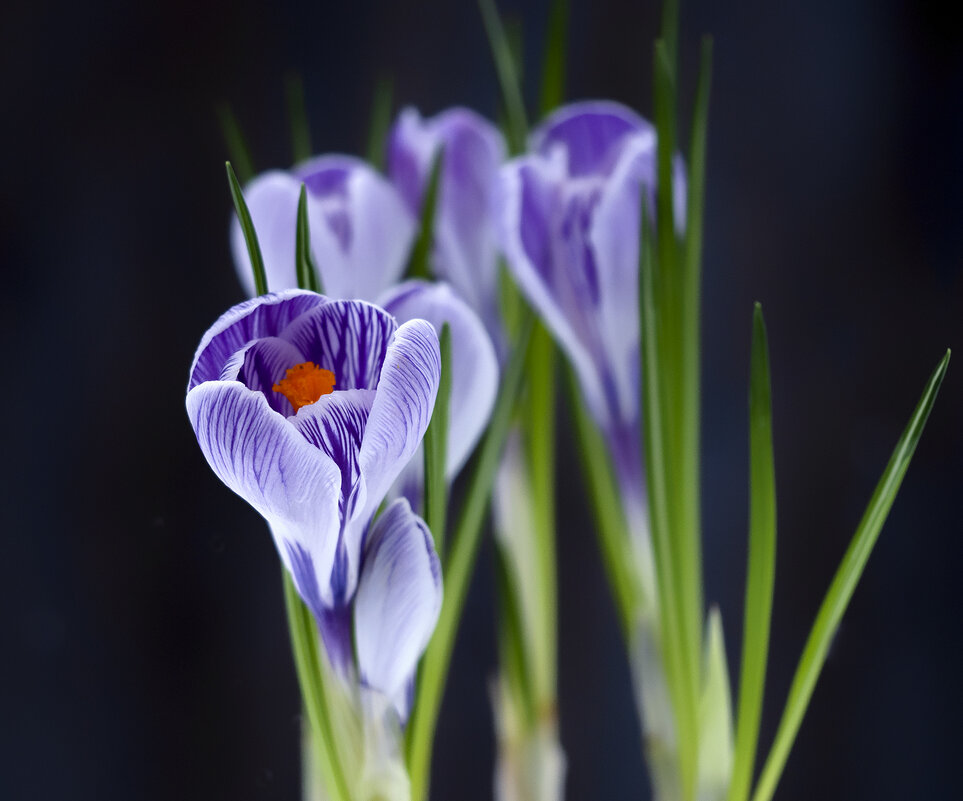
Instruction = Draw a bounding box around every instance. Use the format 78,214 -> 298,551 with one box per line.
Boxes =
2,0 -> 960,799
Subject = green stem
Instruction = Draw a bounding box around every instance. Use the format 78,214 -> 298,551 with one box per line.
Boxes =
405,314 -> 535,801
283,572 -> 351,801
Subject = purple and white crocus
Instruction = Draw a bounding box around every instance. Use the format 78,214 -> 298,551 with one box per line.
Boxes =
388,106 -> 507,356
186,290 -> 442,709
231,155 -> 416,300
230,153 -> 499,503
497,101 -> 685,545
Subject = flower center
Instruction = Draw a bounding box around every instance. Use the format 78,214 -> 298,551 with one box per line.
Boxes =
273,362 -> 336,413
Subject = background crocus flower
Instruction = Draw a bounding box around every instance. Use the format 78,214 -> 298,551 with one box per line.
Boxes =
231,155 -> 416,299
497,100 -> 685,535
388,107 -> 507,352
186,290 -> 441,706
379,279 -> 499,503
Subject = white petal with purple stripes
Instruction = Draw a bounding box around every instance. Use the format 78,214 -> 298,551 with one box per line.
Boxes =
380,280 -> 498,480
357,319 -> 441,526
293,155 -> 416,302
280,299 -> 397,392
189,290 -> 325,390
354,498 -> 442,701
186,381 -> 342,611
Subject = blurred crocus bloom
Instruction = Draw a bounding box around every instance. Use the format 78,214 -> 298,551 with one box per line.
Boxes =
379,280 -> 499,501
186,291 -> 442,707
231,156 -> 416,299
497,101 -> 685,538
388,107 -> 507,352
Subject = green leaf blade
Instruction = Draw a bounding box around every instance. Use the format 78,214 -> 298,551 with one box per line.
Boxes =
423,324 -> 452,559
285,72 -> 312,164
366,76 -> 394,172
751,350 -> 951,801
217,103 -> 255,185
282,572 -> 351,801
538,0 -> 568,116
525,322 -> 559,704
226,161 -> 268,296
728,304 -> 777,801
296,184 -> 323,294
640,195 -> 700,800
478,0 -> 529,155
566,366 -> 636,639
405,147 -> 444,281
698,607 -> 735,801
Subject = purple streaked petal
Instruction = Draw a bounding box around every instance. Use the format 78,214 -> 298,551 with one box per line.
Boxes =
583,136 -> 655,427
230,171 -> 303,296
280,300 -> 398,391
189,290 -> 326,390
291,388 -> 377,602
293,155 -> 416,301
291,388 -> 375,520
354,498 -> 442,701
380,280 -> 498,480
532,100 -> 654,177
497,155 -> 609,422
356,319 -> 441,525
388,108 -> 506,331
219,337 -> 306,416
186,381 -> 342,609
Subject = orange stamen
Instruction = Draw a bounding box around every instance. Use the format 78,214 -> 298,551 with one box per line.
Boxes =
272,362 -> 336,413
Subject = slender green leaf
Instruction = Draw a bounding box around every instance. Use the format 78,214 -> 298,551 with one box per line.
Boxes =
728,304 -> 777,801
751,350 -> 951,801
565,367 -> 636,638
285,72 -> 312,164
494,541 -> 537,727
405,147 -> 444,280
226,161 -> 268,295
406,313 -> 535,801
660,0 -> 680,74
525,322 -> 559,705
282,572 -> 350,801
640,196 -> 699,801
538,0 -> 568,116
698,607 -> 734,801
424,324 -> 452,559
679,35 -> 712,576
217,103 -> 255,185
478,0 -> 529,155
296,184 -> 323,294
366,76 -> 394,171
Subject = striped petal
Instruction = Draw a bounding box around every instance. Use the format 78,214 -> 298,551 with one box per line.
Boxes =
293,155 -> 416,301
497,153 -> 610,424
185,381 -> 342,611
356,319 -> 441,526
189,290 -> 325,390
354,498 -> 442,701
532,100 -> 654,177
280,299 -> 397,391
388,107 -> 506,337
292,388 -> 376,603
380,280 -> 498,480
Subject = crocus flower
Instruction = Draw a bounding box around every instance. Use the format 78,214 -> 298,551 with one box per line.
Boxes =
497,100 -> 685,534
388,107 -> 507,353
229,153 -> 499,503
186,290 -> 442,706
231,156 -> 416,299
